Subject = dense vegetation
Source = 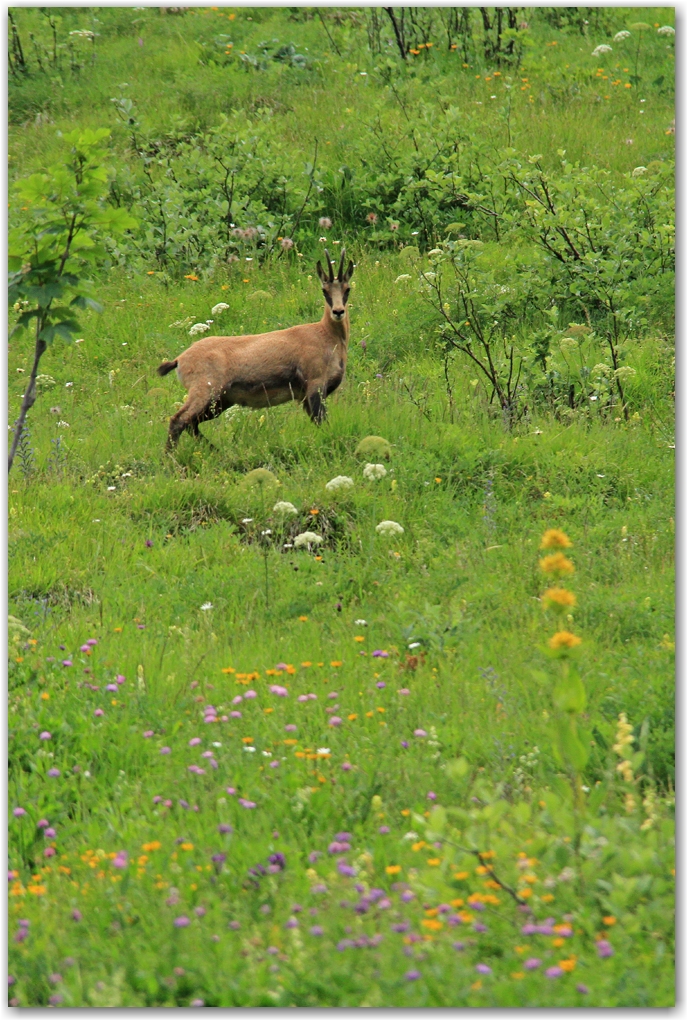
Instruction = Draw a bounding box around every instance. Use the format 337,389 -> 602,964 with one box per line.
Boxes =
8,6 -> 674,1007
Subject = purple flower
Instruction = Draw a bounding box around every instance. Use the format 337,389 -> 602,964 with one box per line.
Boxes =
413,729 -> 426,738
376,682 -> 386,690
546,966 -> 564,979
328,841 -> 349,854
228,920 -> 241,930
49,995 -> 63,1006
179,799 -> 190,809
335,832 -> 352,842
337,939 -> 353,951
392,922 -> 409,933
14,929 -> 28,943
39,731 -> 51,741
405,970 -> 421,981
378,825 -> 390,834
37,819 -> 49,828
115,675 -> 126,685
230,711 -> 241,719
190,999 -> 204,1007
275,662 -> 288,671
269,684 -> 289,697
372,650 -> 389,658
269,760 -> 280,769
284,724 -> 297,732
72,909 -> 82,922
244,690 -> 257,700
427,790 -> 437,801
239,799 -> 256,809
474,922 -> 487,933
520,923 -> 536,935
189,737 -> 201,747
401,890 -> 415,903
524,958 -> 541,970
194,906 -> 206,917
106,683 -> 118,692
269,853 -> 286,871
337,862 -> 356,877
143,730 -> 154,738
398,688 -> 410,695
308,852 -> 322,864
329,716 -> 342,727
310,925 -> 324,936
12,808 -> 26,818
475,963 -> 492,975
401,740 -> 409,748
284,917 -> 299,929
62,660 -> 72,667
160,746 -> 171,755
48,973 -> 62,985
80,644 -> 90,652
137,624 -> 145,630
311,883 -> 327,894
174,916 -> 190,928
218,824 -> 233,834
576,984 -> 589,994
596,940 -> 614,958
112,852 -> 128,868
47,768 -> 60,778
226,787 -> 236,795
94,708 -> 104,717
341,762 -> 352,771
453,941 -> 465,951
259,904 -> 271,915
145,540 -> 153,548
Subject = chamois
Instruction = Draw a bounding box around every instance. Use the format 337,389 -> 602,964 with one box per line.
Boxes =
157,249 -> 354,449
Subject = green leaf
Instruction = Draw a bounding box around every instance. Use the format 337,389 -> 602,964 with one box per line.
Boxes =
552,671 -> 586,713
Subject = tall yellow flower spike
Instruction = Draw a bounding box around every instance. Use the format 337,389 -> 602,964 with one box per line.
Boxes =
540,529 -> 573,549
540,552 -> 575,575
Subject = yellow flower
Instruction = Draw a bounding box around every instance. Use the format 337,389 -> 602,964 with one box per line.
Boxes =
453,872 -> 469,881
422,918 -> 443,930
184,273 -> 199,281
559,958 -> 576,972
603,916 -> 617,926
540,528 -> 573,549
354,636 -> 365,642
386,865 -> 401,875
299,616 -> 308,622
142,841 -> 161,852
348,713 -> 358,721
542,587 -> 577,610
541,893 -> 555,903
511,972 -> 525,980
540,553 -> 574,575
427,858 -> 442,866
180,842 -> 194,851
549,630 -> 582,650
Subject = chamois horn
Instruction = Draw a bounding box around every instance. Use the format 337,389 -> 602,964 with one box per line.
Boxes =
337,248 -> 346,281
323,248 -> 335,282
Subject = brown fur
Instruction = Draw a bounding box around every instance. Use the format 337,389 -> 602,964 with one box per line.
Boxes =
158,251 -> 354,449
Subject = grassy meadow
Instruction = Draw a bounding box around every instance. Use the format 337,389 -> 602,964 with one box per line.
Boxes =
8,6 -> 674,1007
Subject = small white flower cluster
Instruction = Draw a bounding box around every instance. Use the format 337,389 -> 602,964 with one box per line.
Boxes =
293,531 -> 323,549
614,366 -> 637,381
613,30 -> 631,41
211,302 -> 230,316
273,501 -> 298,515
632,166 -> 648,177
363,463 -> 387,482
325,475 -> 354,493
375,520 -> 404,536
189,320 -> 214,337
658,24 -> 675,35
200,602 -> 213,611
592,43 -> 613,56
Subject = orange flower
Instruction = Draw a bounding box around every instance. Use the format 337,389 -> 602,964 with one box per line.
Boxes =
540,552 -> 574,575
299,615 -> 308,622
542,587 -> 577,610
184,274 -> 199,281
511,972 -> 525,980
549,631 -> 582,650
330,660 -> 342,668
540,528 -> 572,549
222,667 -> 236,674
354,636 -> 365,642
386,865 -> 401,875
453,871 -> 469,881
603,916 -> 617,926
348,713 -> 358,721
422,918 -> 443,930
400,809 -> 410,817
241,736 -> 254,743
427,858 -> 442,866
142,841 -> 161,852
559,958 -> 576,972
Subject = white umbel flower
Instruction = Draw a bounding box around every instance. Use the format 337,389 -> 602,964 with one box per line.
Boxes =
211,302 -> 230,315
632,166 -> 647,176
614,30 -> 631,41
592,43 -> 613,56
200,602 -> 214,611
293,531 -> 323,548
376,520 -> 404,536
363,463 -> 387,481
189,322 -> 210,336
325,475 -> 354,492
273,501 -> 298,515
614,366 -> 637,381
657,25 -> 675,34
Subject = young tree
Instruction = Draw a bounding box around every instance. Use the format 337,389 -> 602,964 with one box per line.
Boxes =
8,128 -> 136,473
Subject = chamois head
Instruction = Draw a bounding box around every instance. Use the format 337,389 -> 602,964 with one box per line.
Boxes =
317,248 -> 354,323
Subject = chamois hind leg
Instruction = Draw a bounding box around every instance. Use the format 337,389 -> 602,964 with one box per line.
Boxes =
303,385 -> 327,425
166,389 -> 219,451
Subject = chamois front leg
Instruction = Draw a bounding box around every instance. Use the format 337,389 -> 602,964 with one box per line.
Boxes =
304,384 -> 327,424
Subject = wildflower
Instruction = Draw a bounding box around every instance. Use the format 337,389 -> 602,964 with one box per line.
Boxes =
280,237 -> 294,251
200,602 -> 213,611
405,970 -> 421,981
548,631 -> 582,650
372,650 -> 389,658
174,916 -> 191,928
414,729 -> 427,737
386,865 -> 401,875
189,322 -> 211,337
540,552 -> 574,575
160,747 -> 171,755
376,520 -> 404,536
211,302 -> 230,316
546,966 -> 564,978
47,768 -> 60,778
542,588 -> 577,611
592,44 -> 613,56
94,708 -> 104,717
341,762 -> 352,771
366,212 -> 378,224
614,30 -> 631,40
329,716 -> 342,727
658,24 -> 675,34
319,217 -> 333,229
540,529 -> 572,549
325,475 -> 354,493
576,983 -> 589,994
524,958 -> 541,970
363,463 -> 387,481
427,791 -> 437,801
294,531 -> 323,549
475,963 -> 492,975
273,500 -> 298,516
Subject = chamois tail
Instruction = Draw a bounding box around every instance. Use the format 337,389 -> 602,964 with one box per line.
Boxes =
157,359 -> 178,377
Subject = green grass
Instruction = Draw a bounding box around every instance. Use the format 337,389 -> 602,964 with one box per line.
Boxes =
8,7 -> 674,1008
